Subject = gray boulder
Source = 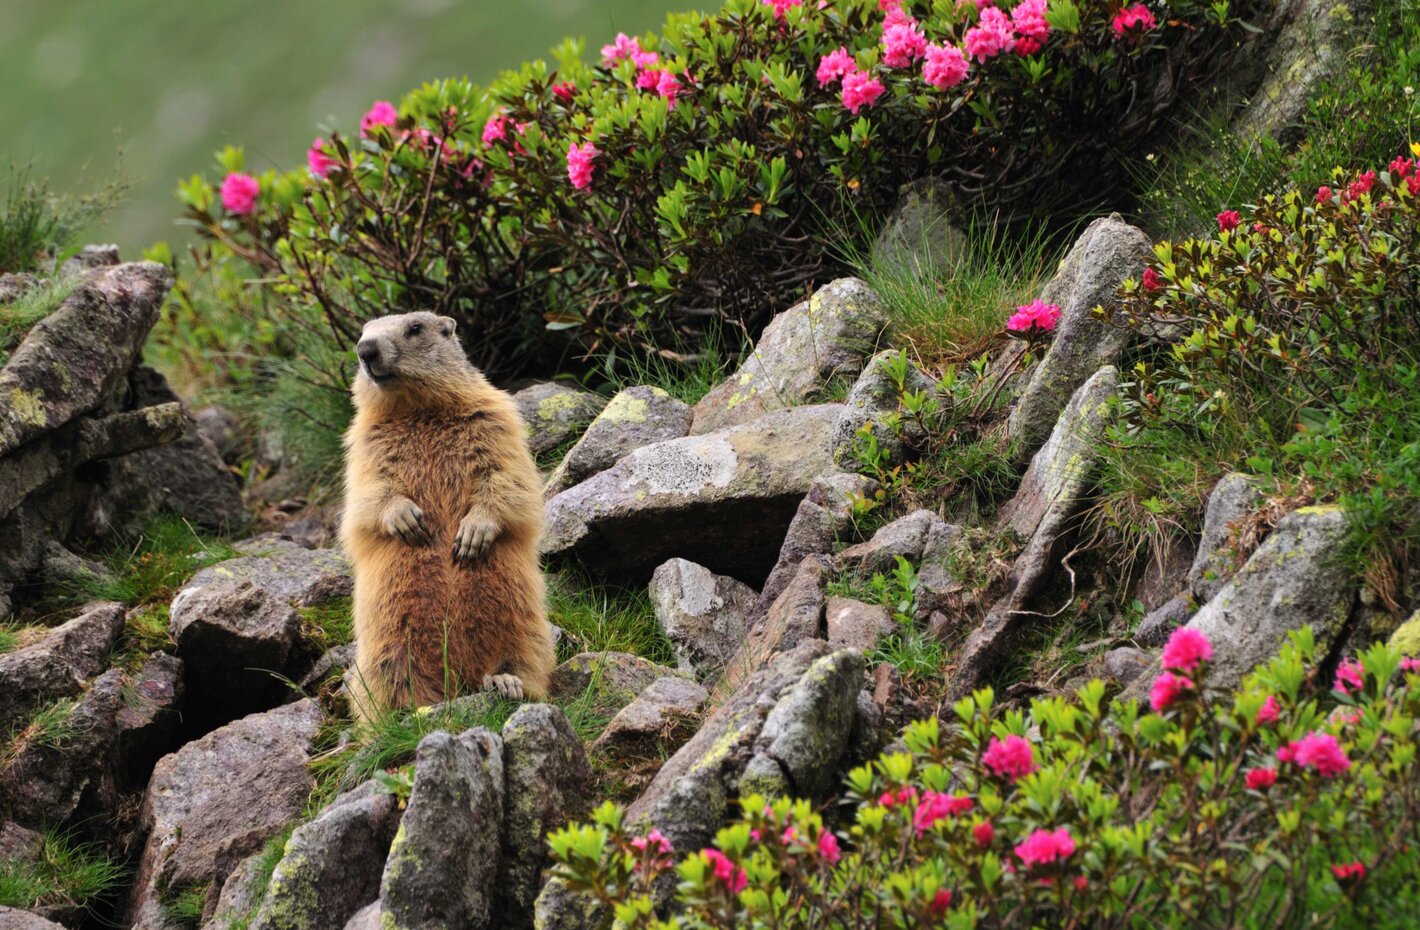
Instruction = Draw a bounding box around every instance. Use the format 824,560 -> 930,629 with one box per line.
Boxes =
342,904 -> 381,930
725,555 -> 830,692
249,781 -> 401,930
691,279 -> 887,434
542,404 -> 845,583
758,473 -> 877,610
496,705 -> 595,928
590,676 -> 709,758
0,602 -> 124,734
648,559 -> 757,676
835,509 -> 958,576
0,909 -> 67,930
1005,216 -> 1150,454
545,386 -> 692,494
1189,472 -> 1265,604
831,349 -> 935,469
512,383 -> 607,459
130,700 -> 323,930
870,177 -> 968,275
744,649 -> 865,799
1135,594 -> 1193,648
380,728 -> 504,930
547,652 -> 681,717
826,598 -> 894,653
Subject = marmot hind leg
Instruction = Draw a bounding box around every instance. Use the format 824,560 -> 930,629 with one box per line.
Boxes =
347,642 -> 457,723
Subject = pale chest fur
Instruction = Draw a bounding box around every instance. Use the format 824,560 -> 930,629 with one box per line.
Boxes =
360,408 -> 506,526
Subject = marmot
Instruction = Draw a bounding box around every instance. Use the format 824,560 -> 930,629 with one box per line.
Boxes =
340,311 -> 555,721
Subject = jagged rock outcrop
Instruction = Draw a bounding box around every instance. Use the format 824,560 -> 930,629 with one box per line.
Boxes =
590,676 -> 709,759
725,555 -> 831,691
691,278 -> 887,434
649,558 -> 758,676
0,602 -> 125,734
870,177 -> 968,275
1189,472 -> 1265,604
831,349 -> 934,469
757,473 -> 877,611
826,597 -> 894,653
835,509 -> 958,576
542,404 -> 846,582
512,383 -> 607,459
545,386 -> 692,494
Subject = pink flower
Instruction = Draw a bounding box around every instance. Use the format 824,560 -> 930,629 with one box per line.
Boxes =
306,138 -> 337,179
1401,657 -> 1420,674
883,6 -> 913,29
1141,266 -> 1162,292
1217,209 -> 1241,232
360,100 -> 399,137
841,70 -> 886,113
219,173 -> 260,215
701,849 -> 748,893
1149,671 -> 1193,713
1316,185 -> 1333,203
631,829 -> 674,854
1005,299 -> 1062,333
1408,175 -> 1420,196
1255,695 -> 1280,725
818,830 -> 841,864
482,115 -> 511,145
1245,766 -> 1278,790
1332,861 -> 1366,881
1390,156 -> 1414,179
762,0 -> 803,18
817,47 -> 857,87
1111,3 -> 1157,40
1280,731 -> 1350,778
882,18 -> 928,68
913,792 -> 974,835
964,7 -> 1014,61
928,888 -> 953,915
982,734 -> 1036,781
636,69 -> 662,91
922,43 -> 970,89
879,0 -> 902,9
1073,875 -> 1088,891
1011,0 -> 1051,42
552,82 -> 577,103
1014,828 -> 1076,868
1014,36 -> 1043,55
1345,170 -> 1377,203
1162,627 -> 1213,674
973,821 -> 995,847
1333,657 -> 1364,695
567,141 -> 598,190
656,71 -> 683,103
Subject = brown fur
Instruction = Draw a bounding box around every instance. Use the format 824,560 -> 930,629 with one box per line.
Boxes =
340,312 -> 554,721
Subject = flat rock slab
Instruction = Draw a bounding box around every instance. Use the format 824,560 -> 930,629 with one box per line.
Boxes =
692,278 -> 886,434
543,404 -> 845,583
545,386 -> 692,494
0,601 -> 124,734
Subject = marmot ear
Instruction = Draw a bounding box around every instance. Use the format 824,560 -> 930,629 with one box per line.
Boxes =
438,316 -> 456,338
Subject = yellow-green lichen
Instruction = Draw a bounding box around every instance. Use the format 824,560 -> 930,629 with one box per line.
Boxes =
9,387 -> 47,427
602,394 -> 650,424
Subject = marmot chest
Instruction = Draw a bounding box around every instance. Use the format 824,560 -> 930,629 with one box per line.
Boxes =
365,410 -> 498,501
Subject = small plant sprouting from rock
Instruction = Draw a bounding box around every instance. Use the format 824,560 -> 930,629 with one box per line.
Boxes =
0,828 -> 126,913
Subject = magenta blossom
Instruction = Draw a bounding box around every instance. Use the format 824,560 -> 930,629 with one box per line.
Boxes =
1255,694 -> 1280,726
1149,671 -> 1193,713
1006,299 -> 1062,333
567,142 -> 598,190
601,32 -> 658,69
883,6 -> 913,29
914,791 -> 974,835
1279,731 -> 1351,778
982,734 -> 1036,781
1014,828 -> 1075,868
552,82 -> 577,103
762,0 -> 803,18
1011,0 -> 1051,42
882,18 -> 928,68
1245,766 -> 1278,790
818,830 -> 841,864
306,138 -> 337,179
482,115 -> 511,145
1333,657 -> 1364,695
219,172 -> 260,215
1111,3 -> 1157,39
817,47 -> 857,87
700,849 -> 748,893
631,829 -> 673,854
1401,657 -> 1420,674
922,43 -> 970,89
841,70 -> 886,113
1217,209 -> 1241,232
360,100 -> 398,137
1161,627 -> 1213,674
964,7 -> 1014,61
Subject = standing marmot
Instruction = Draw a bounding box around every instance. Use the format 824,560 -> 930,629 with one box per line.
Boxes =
340,311 -> 555,721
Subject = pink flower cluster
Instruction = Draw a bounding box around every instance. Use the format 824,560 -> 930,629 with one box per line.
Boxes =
1216,209 -> 1241,232
1150,670 -> 1193,713
982,734 -> 1037,781
552,82 -> 577,104
1011,0 -> 1051,54
1014,827 -> 1075,868
1343,170 -> 1377,204
1005,299 -> 1062,333
1255,694 -> 1280,725
913,791 -> 974,835
360,100 -> 398,138
630,829 -> 673,855
601,32 -> 659,69
818,830 -> 841,864
816,47 -> 857,87
1332,861 -> 1366,882
923,43 -> 970,89
1277,731 -> 1350,778
1162,626 -> 1212,674
700,848 -> 748,893
636,68 -> 683,104
882,15 -> 928,68
220,172 -> 260,215
1245,766 -> 1278,790
762,0 -> 804,19
841,71 -> 887,113
567,142 -> 598,190
1333,657 -> 1365,695
964,7 -> 1015,62
307,139 -> 337,179
1141,266 -> 1162,291
1111,3 -> 1158,40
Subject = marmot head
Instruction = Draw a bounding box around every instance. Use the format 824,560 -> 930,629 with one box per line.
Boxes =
353,312 -> 481,409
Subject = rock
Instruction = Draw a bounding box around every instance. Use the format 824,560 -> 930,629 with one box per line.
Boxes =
299,643 -> 357,691
0,274 -> 37,303
545,386 -> 692,494
0,261 -> 173,457
826,598 -> 894,653
1176,506 -> 1356,690
129,700 -> 324,930
758,473 -> 877,611
870,177 -> 968,275
831,349 -> 935,469
950,368 -> 1118,697
724,555 -> 830,691
691,279 -> 887,434
543,404 -> 846,583
1005,216 -> 1150,454
380,728 -> 504,930
512,383 -> 607,459
1103,647 -> 1153,687
590,676 -> 709,757
648,559 -> 757,676
195,406 -> 244,466
532,878 -> 606,930
206,854 -> 269,930
0,822 -> 43,862
250,781 -> 400,930
58,243 -> 121,275
342,904 -> 381,930
0,602 -> 124,734
0,909 -> 67,930
547,652 -> 680,715
1135,594 -> 1193,648
1391,610 -> 1420,655
496,705 -> 595,928
624,642 -> 857,854
1189,472 -> 1265,604
835,509 -> 958,576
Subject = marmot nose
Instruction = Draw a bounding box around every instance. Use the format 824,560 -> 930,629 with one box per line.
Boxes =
357,340 -> 381,365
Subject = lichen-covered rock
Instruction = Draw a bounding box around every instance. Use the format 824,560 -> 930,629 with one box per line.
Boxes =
0,601 -> 124,734
0,822 -> 42,862
757,473 -> 877,611
870,178 -> 968,275
1005,216 -> 1150,454
724,555 -> 830,692
532,877 -> 606,930
691,279 -> 887,434
495,705 -> 594,929
835,509 -> 958,576
648,558 -> 757,676
542,404 -> 845,582
1189,472 -> 1265,604
752,649 -> 865,798
547,652 -> 681,718
130,700 -> 323,930
545,386 -> 692,494
831,349 -> 935,469
512,383 -> 607,459
591,676 -> 709,758
1391,610 -> 1420,655
380,728 -> 504,930
950,367 -> 1118,697
204,851 -> 266,930
1134,593 -> 1193,648
825,598 -> 894,653
250,781 -> 400,930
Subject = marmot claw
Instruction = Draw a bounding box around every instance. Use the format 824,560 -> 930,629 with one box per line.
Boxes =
483,673 -> 525,700
453,515 -> 498,563
383,499 -> 431,546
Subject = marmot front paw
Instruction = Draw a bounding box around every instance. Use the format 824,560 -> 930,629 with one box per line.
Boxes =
382,498 -> 431,546
453,515 -> 499,563
483,673 -> 525,700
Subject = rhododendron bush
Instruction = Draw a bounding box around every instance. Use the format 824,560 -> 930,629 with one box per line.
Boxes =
179,0 -> 1262,378
547,631 -> 1420,928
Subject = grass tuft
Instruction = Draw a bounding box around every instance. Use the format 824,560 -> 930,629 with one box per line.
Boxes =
0,277 -> 78,363
0,828 -> 126,912
547,574 -> 674,666
3,697 -> 80,768
299,596 -> 354,653
55,514 -> 238,609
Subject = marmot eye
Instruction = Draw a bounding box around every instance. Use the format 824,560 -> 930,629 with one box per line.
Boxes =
406,323 -> 423,337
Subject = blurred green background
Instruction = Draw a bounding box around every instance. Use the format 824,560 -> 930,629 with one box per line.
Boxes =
0,0 -> 685,256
